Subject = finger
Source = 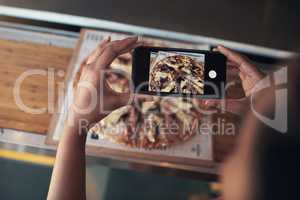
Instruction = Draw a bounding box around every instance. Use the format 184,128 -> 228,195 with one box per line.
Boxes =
213,47 -> 238,66
138,38 -> 152,46
217,45 -> 254,74
101,36 -> 138,51
212,47 -> 218,52
202,99 -> 222,107
118,40 -> 142,55
227,60 -> 238,66
137,40 -> 146,46
99,36 -> 111,48
129,41 -> 145,56
80,58 -> 88,73
73,60 -> 87,91
217,45 -> 250,67
117,92 -> 131,106
95,36 -> 138,70
239,71 -> 246,81
136,94 -> 154,101
119,52 -> 131,58
217,45 -> 248,65
120,36 -> 144,51
227,60 -> 239,68
86,36 -> 111,65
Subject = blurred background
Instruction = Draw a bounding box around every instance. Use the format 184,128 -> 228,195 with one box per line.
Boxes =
1,0 -> 300,51
0,1 -> 299,199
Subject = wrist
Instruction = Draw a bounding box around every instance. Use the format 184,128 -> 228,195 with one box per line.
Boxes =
66,107 -> 91,136
62,122 -> 87,146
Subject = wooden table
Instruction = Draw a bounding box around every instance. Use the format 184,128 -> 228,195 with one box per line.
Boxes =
0,39 -> 73,134
0,37 -> 239,176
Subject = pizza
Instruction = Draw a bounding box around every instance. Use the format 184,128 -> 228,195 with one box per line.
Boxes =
73,36 -> 207,149
74,38 -> 205,94
88,98 -> 202,149
149,55 -> 204,94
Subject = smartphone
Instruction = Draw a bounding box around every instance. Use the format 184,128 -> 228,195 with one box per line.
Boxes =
132,46 -> 227,98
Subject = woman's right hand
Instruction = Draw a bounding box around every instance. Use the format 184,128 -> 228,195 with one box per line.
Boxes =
217,45 -> 265,97
203,46 -> 265,114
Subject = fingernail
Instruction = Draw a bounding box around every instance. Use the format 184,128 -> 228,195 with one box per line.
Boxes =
212,48 -> 218,52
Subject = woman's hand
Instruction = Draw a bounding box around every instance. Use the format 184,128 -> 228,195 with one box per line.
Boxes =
217,45 -> 265,97
48,36 -> 143,200
203,46 -> 265,115
69,36 -> 140,127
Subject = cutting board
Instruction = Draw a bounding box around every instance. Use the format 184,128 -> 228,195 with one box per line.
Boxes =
0,39 -> 73,134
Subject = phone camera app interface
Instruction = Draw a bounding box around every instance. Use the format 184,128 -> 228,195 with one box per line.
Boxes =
148,51 -> 205,95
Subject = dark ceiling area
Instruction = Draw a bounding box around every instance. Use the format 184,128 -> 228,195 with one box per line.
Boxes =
1,0 -> 300,52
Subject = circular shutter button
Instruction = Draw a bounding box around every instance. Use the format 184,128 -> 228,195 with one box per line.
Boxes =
209,70 -> 217,79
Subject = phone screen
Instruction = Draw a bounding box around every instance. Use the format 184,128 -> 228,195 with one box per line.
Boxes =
149,50 -> 205,95
132,47 -> 226,98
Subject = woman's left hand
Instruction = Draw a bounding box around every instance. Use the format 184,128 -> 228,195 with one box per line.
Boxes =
69,36 -> 140,127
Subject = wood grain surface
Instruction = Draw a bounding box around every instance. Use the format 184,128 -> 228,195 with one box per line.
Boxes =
0,39 -> 73,134
0,34 -> 239,170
